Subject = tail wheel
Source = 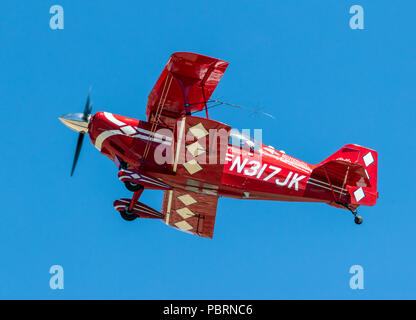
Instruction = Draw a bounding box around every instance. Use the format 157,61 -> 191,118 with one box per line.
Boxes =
124,181 -> 144,192
354,215 -> 363,225
120,209 -> 137,221
336,202 -> 363,225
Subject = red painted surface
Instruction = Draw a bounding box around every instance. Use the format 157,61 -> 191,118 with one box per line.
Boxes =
63,52 -> 379,238
88,110 -> 377,205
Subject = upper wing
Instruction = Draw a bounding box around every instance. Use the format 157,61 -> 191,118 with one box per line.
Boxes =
162,189 -> 219,239
146,52 -> 229,128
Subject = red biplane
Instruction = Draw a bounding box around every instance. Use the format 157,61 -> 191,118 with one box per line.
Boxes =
59,52 -> 379,238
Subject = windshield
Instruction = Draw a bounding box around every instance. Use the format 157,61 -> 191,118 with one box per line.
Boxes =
229,129 -> 261,151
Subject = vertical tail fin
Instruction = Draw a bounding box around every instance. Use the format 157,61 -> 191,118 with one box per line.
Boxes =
313,144 -> 378,206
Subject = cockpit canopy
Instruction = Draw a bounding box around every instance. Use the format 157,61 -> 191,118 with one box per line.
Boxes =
229,129 -> 262,151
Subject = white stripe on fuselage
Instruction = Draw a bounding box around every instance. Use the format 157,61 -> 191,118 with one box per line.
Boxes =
94,130 -> 124,151
306,180 -> 347,195
104,112 -> 127,126
94,112 -> 172,150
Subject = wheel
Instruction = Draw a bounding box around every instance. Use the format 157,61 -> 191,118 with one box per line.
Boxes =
120,161 -> 128,170
354,215 -> 363,225
120,209 -> 137,221
124,181 -> 144,192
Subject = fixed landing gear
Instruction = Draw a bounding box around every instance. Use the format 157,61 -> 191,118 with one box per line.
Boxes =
350,208 -> 363,225
114,187 -> 164,221
124,181 -> 144,192
336,202 -> 363,225
115,170 -> 165,221
354,215 -> 363,225
120,209 -> 137,221
118,184 -> 145,222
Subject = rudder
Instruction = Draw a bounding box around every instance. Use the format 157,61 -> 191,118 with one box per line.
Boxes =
313,144 -> 378,206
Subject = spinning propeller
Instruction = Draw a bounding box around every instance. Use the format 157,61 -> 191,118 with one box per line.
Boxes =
58,89 -> 93,176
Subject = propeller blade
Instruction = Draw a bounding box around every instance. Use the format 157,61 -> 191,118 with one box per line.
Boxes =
82,87 -> 93,120
70,133 -> 85,176
64,88 -> 93,177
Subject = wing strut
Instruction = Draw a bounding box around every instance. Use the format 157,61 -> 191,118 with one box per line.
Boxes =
338,166 -> 350,202
201,85 -> 209,119
323,167 -> 338,203
142,73 -> 173,163
199,64 -> 215,119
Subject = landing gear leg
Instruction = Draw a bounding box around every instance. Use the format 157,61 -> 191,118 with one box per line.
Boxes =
348,207 -> 363,225
128,188 -> 144,212
119,187 -> 144,222
337,202 -> 363,225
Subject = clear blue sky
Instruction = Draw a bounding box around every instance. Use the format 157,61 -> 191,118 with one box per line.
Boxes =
0,0 -> 415,299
